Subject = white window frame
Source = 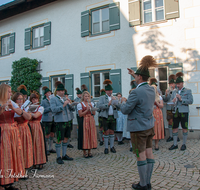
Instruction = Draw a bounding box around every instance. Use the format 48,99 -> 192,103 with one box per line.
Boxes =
92,71 -> 109,98
51,75 -> 65,92
1,35 -> 10,56
92,7 -> 109,35
33,26 -> 44,49
142,0 -> 165,24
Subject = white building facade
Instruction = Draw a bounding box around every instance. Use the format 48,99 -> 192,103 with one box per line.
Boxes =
0,0 -> 200,134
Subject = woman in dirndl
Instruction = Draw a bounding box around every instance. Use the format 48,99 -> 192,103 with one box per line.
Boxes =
150,78 -> 165,150
77,91 -> 97,158
29,92 -> 46,169
12,92 -> 33,169
0,84 -> 25,190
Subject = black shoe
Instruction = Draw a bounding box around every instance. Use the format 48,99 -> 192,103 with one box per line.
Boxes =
104,148 -> 109,154
49,149 -> 56,153
169,144 -> 178,150
108,141 -> 110,145
130,147 -> 133,152
177,137 -> 180,142
166,136 -> 173,142
67,143 -> 74,148
118,141 -> 124,145
132,182 -> 148,190
99,141 -> 104,146
110,147 -> 116,153
147,183 -> 151,190
155,147 -> 159,151
5,186 -> 19,190
53,140 -> 56,143
62,154 -> 73,161
57,157 -> 64,164
180,144 -> 186,151
47,150 -> 50,156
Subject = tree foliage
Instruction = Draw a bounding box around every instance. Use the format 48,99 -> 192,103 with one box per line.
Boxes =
11,57 -> 42,95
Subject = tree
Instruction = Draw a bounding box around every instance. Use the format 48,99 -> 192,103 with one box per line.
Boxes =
11,57 -> 42,95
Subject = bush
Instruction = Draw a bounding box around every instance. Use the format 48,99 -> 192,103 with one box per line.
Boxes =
11,57 -> 42,95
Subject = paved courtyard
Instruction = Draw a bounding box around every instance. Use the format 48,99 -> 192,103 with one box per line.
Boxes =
5,139 -> 200,190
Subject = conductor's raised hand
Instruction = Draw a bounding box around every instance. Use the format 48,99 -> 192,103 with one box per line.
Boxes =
127,68 -> 135,77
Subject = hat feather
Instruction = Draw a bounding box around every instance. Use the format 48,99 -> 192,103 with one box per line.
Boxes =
139,55 -> 157,71
149,78 -> 157,85
176,72 -> 184,78
103,79 -> 112,85
100,89 -> 105,93
81,84 -> 87,90
75,87 -> 80,91
42,86 -> 48,91
17,84 -> 27,92
55,81 -> 62,88
168,74 -> 176,81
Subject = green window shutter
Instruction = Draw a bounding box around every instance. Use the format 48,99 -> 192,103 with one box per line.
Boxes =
42,77 -> 50,88
109,69 -> 121,95
129,0 -> 141,27
25,28 -> 31,50
168,63 -> 183,75
109,2 -> 120,31
80,72 -> 90,93
130,67 -> 138,80
81,10 -> 90,37
65,74 -> 74,100
9,32 -> 15,54
165,0 -> 179,20
44,22 -> 51,46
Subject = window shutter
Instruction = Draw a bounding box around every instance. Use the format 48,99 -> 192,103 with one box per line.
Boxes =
109,2 -> 120,31
9,32 -> 15,54
129,0 -> 141,27
42,77 -> 50,88
44,22 -> 51,46
65,74 -> 74,100
0,37 -> 1,56
25,28 -> 31,50
109,69 -> 121,95
168,63 -> 183,75
165,0 -> 179,20
130,67 -> 138,80
81,10 -> 90,37
80,72 -> 90,93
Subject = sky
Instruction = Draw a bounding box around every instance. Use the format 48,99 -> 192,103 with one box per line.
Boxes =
0,0 -> 15,6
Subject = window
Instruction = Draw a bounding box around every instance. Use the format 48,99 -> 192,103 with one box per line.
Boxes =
51,75 -> 65,92
0,33 -> 15,56
92,71 -> 109,97
0,80 -> 9,85
143,0 -> 164,24
25,22 -> 51,50
129,0 -> 179,26
81,2 -> 120,37
33,26 -> 44,48
92,7 -> 109,34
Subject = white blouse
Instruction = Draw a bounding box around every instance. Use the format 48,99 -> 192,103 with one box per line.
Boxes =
77,102 -> 94,111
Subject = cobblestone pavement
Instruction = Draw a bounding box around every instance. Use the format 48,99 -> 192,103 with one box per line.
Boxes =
4,139 -> 200,190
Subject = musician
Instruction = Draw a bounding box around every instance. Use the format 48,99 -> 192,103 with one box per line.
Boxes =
50,82 -> 73,164
17,85 -> 31,109
98,79 -> 119,154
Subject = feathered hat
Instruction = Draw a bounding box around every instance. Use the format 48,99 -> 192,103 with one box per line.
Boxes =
168,74 -> 176,84
100,89 -> 106,96
149,78 -> 158,86
17,84 -> 28,95
103,79 -> 113,91
175,72 -> 184,83
135,55 -> 157,77
130,80 -> 137,89
42,86 -> 51,95
55,81 -> 65,91
64,89 -> 69,95
76,87 -> 82,94
81,84 -> 88,92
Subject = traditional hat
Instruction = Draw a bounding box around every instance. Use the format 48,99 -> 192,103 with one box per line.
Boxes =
175,72 -> 184,83
135,55 -> 157,77
149,78 -> 158,86
42,86 -> 51,95
55,81 -> 65,91
76,88 -> 82,94
130,80 -> 137,89
81,84 -> 88,92
17,84 -> 28,95
103,79 -> 113,91
100,89 -> 106,96
65,89 -> 69,95
168,74 -> 176,84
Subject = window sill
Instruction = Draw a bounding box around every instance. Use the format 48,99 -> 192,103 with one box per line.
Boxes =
90,31 -> 110,37
140,20 -> 167,27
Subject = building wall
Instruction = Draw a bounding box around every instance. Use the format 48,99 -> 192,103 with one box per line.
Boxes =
0,0 -> 200,130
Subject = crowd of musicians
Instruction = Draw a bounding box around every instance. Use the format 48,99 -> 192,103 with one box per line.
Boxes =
0,55 -> 193,190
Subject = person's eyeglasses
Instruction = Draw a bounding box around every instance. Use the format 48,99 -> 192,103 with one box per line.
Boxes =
17,98 -> 23,101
